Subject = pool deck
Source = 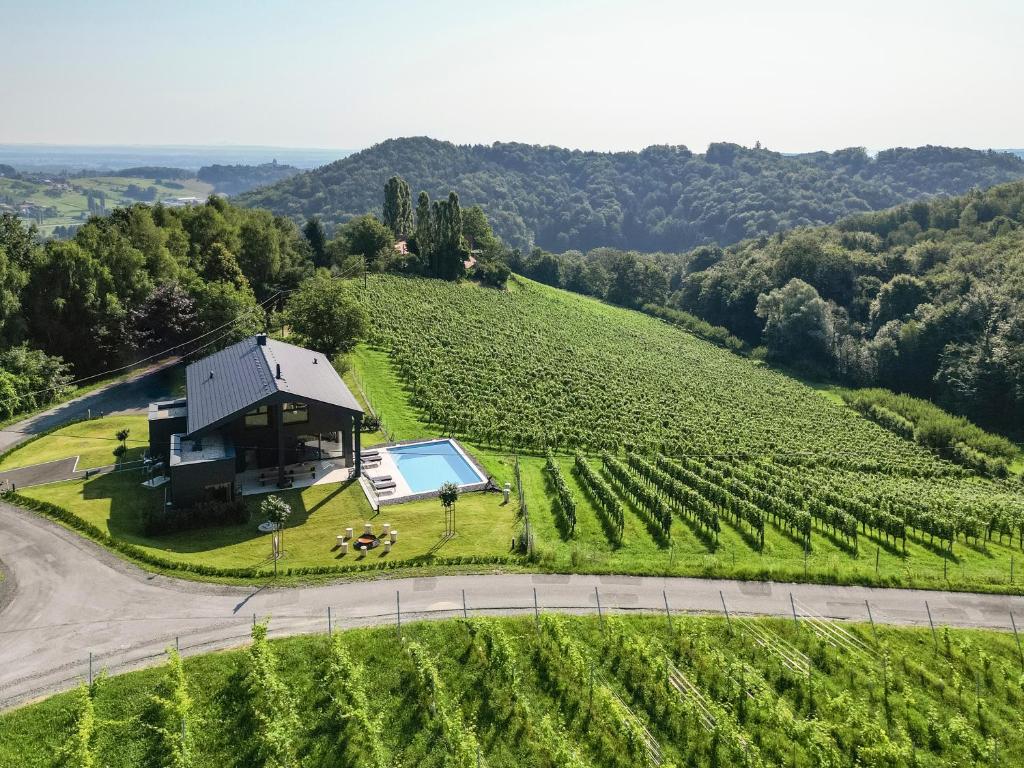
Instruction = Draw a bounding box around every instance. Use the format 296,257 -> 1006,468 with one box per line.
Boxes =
358,437 -> 491,508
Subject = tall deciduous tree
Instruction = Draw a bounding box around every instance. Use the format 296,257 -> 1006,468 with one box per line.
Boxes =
302,217 -> 329,268
755,278 -> 834,366
413,191 -> 433,271
382,176 -> 413,239
283,271 -> 368,356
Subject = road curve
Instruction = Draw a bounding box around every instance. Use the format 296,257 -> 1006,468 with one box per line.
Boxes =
2,501 -> 1024,712
0,360 -> 180,456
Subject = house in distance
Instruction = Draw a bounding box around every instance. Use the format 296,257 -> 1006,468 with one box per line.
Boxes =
147,334 -> 363,507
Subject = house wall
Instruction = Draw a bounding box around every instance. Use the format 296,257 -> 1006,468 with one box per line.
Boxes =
148,415 -> 186,462
218,400 -> 359,470
170,457 -> 236,508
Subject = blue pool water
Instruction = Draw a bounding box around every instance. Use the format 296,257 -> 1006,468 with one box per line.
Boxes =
388,440 -> 485,493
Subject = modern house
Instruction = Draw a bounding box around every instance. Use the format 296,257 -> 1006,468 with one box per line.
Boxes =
147,334 -> 363,507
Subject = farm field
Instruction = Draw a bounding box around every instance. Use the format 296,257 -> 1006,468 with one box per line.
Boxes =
0,175 -> 212,236
2,615 -> 1022,767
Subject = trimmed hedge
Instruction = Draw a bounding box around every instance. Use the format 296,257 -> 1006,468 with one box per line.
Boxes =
3,492 -> 515,580
143,498 -> 250,535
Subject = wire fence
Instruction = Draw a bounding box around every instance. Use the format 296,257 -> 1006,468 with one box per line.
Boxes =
3,583 -> 1022,713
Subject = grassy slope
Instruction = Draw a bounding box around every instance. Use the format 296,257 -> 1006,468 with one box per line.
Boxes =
2,616 -> 1022,767
0,414 -> 148,471
25,469 -> 514,572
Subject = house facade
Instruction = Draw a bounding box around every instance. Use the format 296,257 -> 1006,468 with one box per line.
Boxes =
148,334 -> 363,507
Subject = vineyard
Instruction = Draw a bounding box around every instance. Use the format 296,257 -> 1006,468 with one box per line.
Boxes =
4,616 -> 1024,767
350,275 -> 1024,590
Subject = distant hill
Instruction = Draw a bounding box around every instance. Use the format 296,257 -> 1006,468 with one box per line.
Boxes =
237,137 -> 1024,251
197,161 -> 301,195
0,144 -> 350,173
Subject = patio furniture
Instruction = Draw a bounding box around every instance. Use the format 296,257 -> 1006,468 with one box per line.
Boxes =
374,481 -> 397,492
382,523 -> 391,536
364,522 -> 373,534
340,541 -> 348,554
390,530 -> 398,543
345,527 -> 353,539
370,474 -> 392,483
384,541 -> 392,553
336,535 -> 345,547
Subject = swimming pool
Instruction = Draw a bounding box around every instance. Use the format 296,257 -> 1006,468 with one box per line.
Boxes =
387,439 -> 487,494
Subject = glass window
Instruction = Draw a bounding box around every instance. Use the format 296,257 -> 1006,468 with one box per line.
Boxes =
244,405 -> 269,428
283,402 -> 309,424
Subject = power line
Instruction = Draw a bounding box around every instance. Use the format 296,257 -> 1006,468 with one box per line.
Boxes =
0,262 -> 368,411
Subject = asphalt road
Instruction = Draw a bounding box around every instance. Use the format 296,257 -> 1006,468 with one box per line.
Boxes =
0,457 -> 80,491
0,360 -> 181,456
2,500 -> 1023,712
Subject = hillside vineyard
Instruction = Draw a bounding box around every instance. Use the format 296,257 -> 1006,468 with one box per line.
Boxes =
354,275 -> 1023,557
8,617 -> 1022,766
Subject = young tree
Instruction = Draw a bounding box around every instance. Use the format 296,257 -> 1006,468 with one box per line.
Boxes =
439,481 -> 459,537
382,176 -> 413,239
261,494 -> 292,554
283,272 -> 368,356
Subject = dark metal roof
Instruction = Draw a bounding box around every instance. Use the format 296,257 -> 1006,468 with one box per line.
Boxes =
185,336 -> 363,437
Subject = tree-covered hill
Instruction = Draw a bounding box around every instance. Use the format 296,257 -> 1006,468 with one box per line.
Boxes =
237,137 -> 1024,251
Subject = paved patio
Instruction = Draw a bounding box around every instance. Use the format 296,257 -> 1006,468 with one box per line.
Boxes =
237,458 -> 354,496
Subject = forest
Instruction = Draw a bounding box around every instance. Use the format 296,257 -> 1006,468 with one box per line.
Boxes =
238,137 -> 1024,251
513,182 -> 1024,437
0,176 -> 505,421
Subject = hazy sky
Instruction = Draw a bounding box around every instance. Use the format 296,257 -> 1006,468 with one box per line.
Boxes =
2,0 -> 1021,153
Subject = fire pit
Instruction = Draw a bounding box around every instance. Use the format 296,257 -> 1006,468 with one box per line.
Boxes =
354,533 -> 380,551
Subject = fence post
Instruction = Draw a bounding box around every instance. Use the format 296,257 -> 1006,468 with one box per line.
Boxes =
865,600 -> 878,646
925,601 -> 938,650
663,589 -> 673,634
719,590 -> 732,633
790,592 -> 799,626
396,591 -> 401,639
88,652 -> 93,687
595,586 -> 604,629
533,588 -> 540,631
462,589 -> 468,619
1011,611 -> 1023,671
328,606 -> 332,636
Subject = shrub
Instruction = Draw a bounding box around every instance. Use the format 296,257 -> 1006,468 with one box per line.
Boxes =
143,498 -> 250,535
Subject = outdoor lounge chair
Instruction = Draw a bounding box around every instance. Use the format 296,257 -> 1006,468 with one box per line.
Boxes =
374,481 -> 397,492
362,449 -> 381,458
370,474 -> 393,483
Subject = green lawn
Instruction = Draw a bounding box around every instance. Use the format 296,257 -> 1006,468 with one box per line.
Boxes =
0,415 -> 148,471
3,615 -> 1022,767
21,465 -> 516,575
8,342 -> 1024,592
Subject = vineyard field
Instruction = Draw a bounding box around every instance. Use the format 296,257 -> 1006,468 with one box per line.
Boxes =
349,275 -> 1024,591
3,616 -> 1022,767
